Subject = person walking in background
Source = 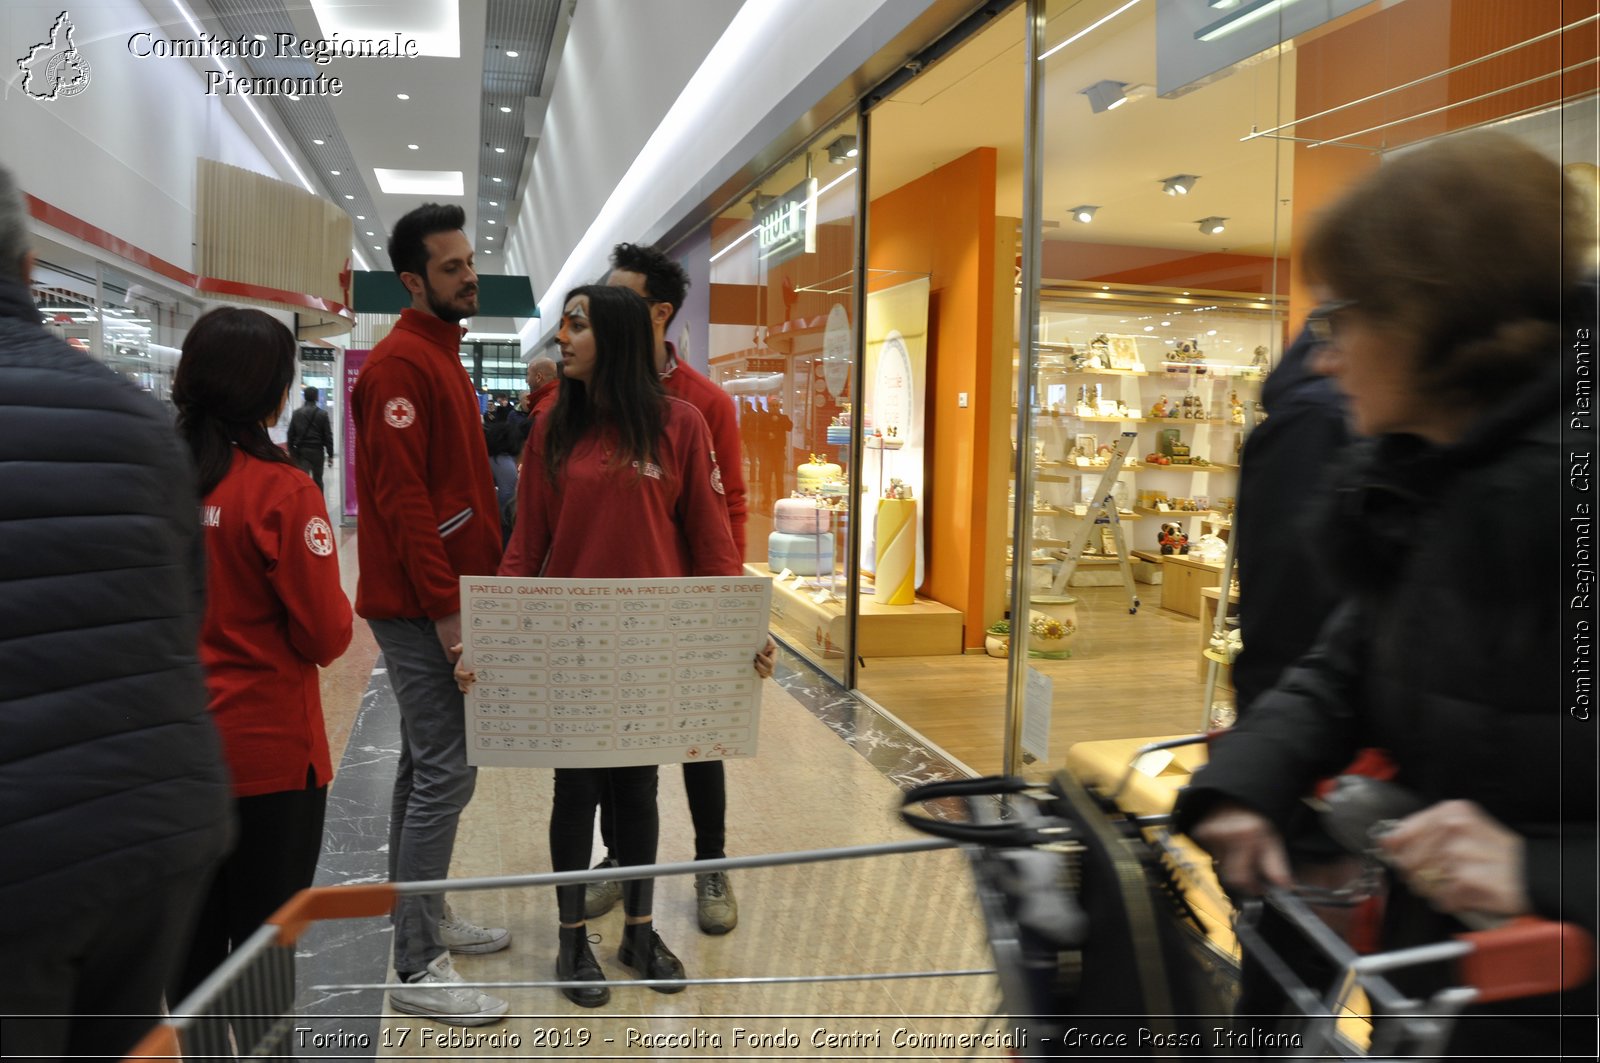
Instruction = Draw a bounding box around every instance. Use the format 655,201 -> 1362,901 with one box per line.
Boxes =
167,308 -> 353,1001
1175,131 -> 1596,1056
353,202 -> 509,1025
287,384 -> 335,491
586,241 -> 766,937
0,162 -> 233,1060
463,284 -> 773,1007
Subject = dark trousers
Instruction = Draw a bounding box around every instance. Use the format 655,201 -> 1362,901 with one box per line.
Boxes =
294,448 -> 325,491
169,771 -> 328,1001
599,760 -> 725,862
0,867 -> 213,1062
553,766 -> 659,923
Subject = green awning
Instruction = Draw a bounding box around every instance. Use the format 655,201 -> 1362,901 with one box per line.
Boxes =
352,272 -> 538,317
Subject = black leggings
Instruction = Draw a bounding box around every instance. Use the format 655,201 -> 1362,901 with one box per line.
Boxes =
600,760 -> 725,861
551,766 -> 658,923
170,771 -> 327,1001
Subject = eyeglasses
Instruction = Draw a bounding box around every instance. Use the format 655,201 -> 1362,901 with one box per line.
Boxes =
1306,299 -> 1358,343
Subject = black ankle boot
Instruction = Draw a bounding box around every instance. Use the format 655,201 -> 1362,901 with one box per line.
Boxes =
618,922 -> 686,993
556,926 -> 610,1007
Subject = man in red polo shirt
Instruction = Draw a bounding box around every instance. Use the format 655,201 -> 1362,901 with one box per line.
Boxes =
352,203 -> 508,1025
579,242 -> 769,935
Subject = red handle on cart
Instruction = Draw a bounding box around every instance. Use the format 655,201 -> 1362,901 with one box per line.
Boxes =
267,882 -> 397,944
1455,917 -> 1595,1004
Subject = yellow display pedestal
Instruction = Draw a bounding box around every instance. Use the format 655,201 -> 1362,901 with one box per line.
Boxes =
872,497 -> 916,606
748,564 -> 962,658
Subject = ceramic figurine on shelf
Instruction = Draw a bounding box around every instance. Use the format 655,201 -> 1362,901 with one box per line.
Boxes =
885,478 -> 913,500
1230,390 -> 1245,425
1252,344 -> 1270,368
1159,522 -> 1189,555
1149,395 -> 1170,419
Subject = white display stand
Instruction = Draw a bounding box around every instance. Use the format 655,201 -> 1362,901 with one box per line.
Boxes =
459,575 -> 773,768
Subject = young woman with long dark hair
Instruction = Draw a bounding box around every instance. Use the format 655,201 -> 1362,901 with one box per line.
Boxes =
169,307 -> 353,998
466,284 -> 771,1006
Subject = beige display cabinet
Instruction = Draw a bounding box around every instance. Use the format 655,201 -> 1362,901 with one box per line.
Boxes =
1009,283 -> 1281,590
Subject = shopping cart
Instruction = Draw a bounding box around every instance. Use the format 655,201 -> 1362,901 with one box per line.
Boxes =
897,744 -> 1596,1061
125,838 -> 1009,1061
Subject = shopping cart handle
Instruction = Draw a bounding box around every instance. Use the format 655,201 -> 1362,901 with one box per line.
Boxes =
1454,917 -> 1595,1004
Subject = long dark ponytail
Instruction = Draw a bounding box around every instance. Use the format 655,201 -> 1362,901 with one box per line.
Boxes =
172,307 -> 298,496
543,284 -> 666,483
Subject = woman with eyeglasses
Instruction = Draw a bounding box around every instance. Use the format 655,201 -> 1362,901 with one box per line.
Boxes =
1174,132 -> 1595,1055
169,307 -> 353,999
459,284 -> 772,1007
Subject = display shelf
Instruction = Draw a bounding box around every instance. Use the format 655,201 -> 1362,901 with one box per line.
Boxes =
1015,283 -> 1279,558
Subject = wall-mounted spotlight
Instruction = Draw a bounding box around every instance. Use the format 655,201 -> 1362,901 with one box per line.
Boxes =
1198,216 -> 1227,234
826,135 -> 859,163
1079,79 -> 1130,114
1161,174 -> 1201,196
1070,205 -> 1100,224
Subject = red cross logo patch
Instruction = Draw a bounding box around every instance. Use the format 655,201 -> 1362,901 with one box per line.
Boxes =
384,397 -> 417,428
304,517 -> 335,557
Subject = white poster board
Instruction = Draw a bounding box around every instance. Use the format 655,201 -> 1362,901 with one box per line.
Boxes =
460,575 -> 773,768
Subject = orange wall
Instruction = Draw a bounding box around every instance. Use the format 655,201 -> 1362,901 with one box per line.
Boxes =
868,147 -> 1002,648
1291,0 -> 1597,325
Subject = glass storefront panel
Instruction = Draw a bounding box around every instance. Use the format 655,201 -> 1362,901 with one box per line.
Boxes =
708,115 -> 862,685
1018,0 -> 1595,775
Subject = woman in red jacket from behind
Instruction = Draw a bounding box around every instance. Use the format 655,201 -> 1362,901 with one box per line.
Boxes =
169,307 -> 353,998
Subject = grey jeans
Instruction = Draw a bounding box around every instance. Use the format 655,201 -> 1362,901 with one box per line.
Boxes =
369,617 -> 478,974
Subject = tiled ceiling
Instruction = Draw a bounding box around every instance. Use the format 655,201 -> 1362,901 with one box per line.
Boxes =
191,0 -> 568,275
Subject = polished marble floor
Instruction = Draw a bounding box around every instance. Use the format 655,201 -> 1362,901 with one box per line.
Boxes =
288,538 -> 1000,1057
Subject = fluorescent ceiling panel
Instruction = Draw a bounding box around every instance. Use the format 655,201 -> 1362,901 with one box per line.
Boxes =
374,169 -> 465,196
308,0 -> 461,58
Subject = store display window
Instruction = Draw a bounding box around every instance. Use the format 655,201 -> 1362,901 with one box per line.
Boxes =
708,116 -> 862,685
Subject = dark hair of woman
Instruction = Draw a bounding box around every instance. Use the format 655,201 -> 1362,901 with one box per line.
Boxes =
173,307 -> 298,496
1302,130 -> 1591,407
542,284 -> 666,483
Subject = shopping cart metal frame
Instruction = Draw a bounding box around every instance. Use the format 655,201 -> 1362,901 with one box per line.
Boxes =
126,838 -> 996,1061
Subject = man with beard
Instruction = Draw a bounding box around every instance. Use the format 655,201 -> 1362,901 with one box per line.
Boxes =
352,203 -> 509,1025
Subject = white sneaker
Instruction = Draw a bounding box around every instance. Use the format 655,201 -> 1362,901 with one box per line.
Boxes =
389,953 -> 509,1026
440,902 -> 511,954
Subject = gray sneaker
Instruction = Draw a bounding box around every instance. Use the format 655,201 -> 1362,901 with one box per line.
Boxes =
695,870 -> 737,934
584,858 -> 621,919
389,953 -> 509,1026
440,902 -> 511,954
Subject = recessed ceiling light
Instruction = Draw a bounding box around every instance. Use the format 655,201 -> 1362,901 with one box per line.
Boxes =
356,215 -> 365,220
1162,174 -> 1200,196
408,143 -> 419,150
373,245 -> 381,250
484,250 -> 492,255
492,177 -> 502,183
487,219 -> 496,225
330,169 -> 341,176
485,236 -> 494,241
494,147 -> 506,154
313,138 -> 325,145
286,94 -> 300,101
505,50 -> 518,57
365,231 -> 374,236
1198,216 -> 1227,234
374,168 -> 465,196
1070,205 -> 1099,224
396,93 -> 410,100
253,33 -> 268,41
499,105 -> 512,113
489,201 -> 498,206
344,194 -> 355,200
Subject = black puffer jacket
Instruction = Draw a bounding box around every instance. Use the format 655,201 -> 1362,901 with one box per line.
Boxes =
1232,327 -> 1352,713
1174,360 -> 1594,1049
0,276 -> 233,919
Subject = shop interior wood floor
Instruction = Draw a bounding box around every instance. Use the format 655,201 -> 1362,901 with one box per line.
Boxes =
856,583 -> 1216,778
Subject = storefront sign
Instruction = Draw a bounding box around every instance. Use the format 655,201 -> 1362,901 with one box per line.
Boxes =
756,178 -> 817,266
300,344 -> 336,363
745,357 -> 785,372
